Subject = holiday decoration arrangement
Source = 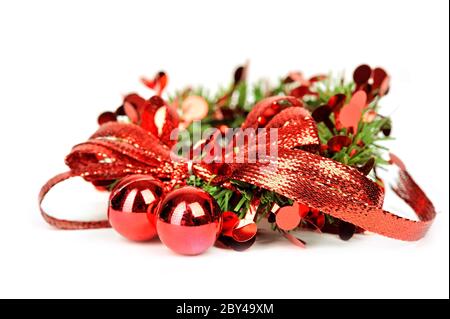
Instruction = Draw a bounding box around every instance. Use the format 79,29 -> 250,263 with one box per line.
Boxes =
39,63 -> 436,255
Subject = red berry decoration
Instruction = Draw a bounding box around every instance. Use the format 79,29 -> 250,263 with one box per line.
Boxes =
156,186 -> 222,255
108,175 -> 165,241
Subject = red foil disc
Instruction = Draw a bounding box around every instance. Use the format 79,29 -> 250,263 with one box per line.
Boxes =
328,93 -> 347,111
276,202 -> 302,231
98,111 -> 116,125
232,222 -> 257,242
353,64 -> 372,85
123,93 -> 145,124
327,135 -> 352,153
291,85 -> 313,98
221,211 -> 239,237
181,95 -> 209,122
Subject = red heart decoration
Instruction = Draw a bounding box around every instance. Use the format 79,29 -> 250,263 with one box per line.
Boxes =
141,71 -> 168,95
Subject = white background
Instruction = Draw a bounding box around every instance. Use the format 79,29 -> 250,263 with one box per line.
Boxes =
0,0 -> 448,299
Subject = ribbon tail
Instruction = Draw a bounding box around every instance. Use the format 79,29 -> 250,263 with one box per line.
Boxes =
389,155 -> 436,222
231,150 -> 436,241
39,171 -> 110,230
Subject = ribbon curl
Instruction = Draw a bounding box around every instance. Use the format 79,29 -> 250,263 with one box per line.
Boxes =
39,96 -> 435,241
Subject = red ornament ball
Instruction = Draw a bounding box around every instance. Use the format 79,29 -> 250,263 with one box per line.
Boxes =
108,175 -> 165,241
156,186 -> 222,255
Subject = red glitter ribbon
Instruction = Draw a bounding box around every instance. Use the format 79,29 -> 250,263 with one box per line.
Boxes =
39,97 -> 436,241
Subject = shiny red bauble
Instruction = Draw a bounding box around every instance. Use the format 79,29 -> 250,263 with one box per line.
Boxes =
156,186 -> 222,255
108,175 -> 165,241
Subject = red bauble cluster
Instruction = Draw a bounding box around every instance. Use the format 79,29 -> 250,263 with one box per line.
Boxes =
108,179 -> 222,255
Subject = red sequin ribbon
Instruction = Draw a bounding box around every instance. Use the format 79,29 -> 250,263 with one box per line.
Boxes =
39,96 -> 436,241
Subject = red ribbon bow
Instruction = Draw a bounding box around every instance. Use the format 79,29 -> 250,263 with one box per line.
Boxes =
39,96 -> 436,241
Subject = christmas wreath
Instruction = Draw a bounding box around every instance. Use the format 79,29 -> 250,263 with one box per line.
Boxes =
39,63 -> 436,255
